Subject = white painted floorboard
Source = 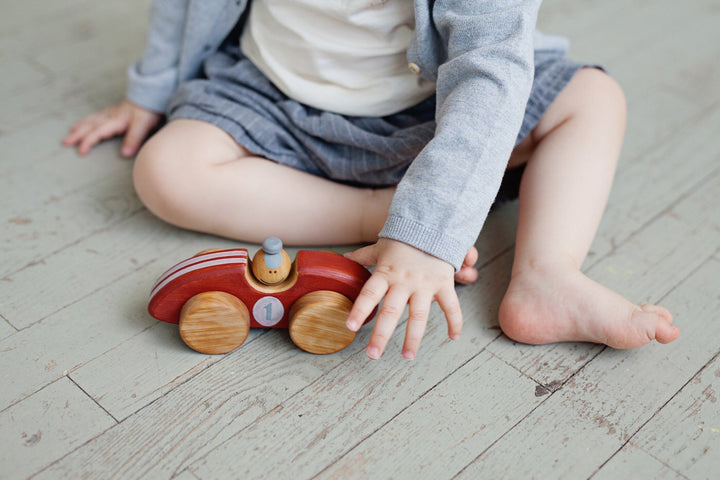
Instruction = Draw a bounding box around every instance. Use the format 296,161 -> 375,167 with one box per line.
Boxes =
1,0 -> 718,478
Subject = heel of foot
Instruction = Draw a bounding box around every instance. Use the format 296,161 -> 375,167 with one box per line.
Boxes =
497,294 -> 550,345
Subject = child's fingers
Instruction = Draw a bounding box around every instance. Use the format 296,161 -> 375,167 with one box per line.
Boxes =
68,112 -> 102,133
436,286 -> 463,340
63,125 -> 84,144
454,264 -> 478,285
62,130 -> 83,146
464,246 -> 478,267
122,117 -> 156,157
63,116 -> 102,145
402,293 -> 432,360
77,118 -> 128,156
366,287 -> 410,360
346,274 -> 388,331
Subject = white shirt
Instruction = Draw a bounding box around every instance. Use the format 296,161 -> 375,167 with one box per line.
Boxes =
240,0 -> 436,117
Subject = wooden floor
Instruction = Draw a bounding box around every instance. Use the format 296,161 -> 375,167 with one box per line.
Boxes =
1,1 -> 719,478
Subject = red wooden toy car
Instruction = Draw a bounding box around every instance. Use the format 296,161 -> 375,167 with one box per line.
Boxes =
148,238 -> 373,354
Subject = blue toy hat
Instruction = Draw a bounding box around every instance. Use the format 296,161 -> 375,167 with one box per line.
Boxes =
262,237 -> 283,269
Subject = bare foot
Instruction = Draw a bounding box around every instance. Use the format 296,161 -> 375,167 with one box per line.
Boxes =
498,262 -> 679,348
455,246 -> 479,285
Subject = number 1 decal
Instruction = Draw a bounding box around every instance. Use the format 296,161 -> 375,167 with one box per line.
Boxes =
253,296 -> 284,327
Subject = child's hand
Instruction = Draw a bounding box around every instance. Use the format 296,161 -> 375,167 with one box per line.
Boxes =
345,238 -> 462,360
63,100 -> 162,157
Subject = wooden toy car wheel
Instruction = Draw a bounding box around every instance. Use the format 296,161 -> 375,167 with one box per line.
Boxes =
288,290 -> 356,354
179,291 -> 250,354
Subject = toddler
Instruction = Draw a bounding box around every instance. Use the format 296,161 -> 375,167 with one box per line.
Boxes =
64,0 -> 679,360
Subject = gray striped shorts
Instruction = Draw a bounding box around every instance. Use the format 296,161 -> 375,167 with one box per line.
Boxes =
168,45 -> 587,190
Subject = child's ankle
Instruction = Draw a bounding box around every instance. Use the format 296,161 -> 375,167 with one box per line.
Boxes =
511,253 -> 582,278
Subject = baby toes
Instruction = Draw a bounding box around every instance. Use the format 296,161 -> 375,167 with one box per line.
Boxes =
631,308 -> 680,347
654,320 -> 680,344
639,303 -> 674,322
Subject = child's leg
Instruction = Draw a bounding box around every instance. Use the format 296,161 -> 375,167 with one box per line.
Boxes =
133,119 -> 394,245
498,68 -> 679,348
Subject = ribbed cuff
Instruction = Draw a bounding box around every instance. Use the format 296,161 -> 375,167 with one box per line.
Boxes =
379,215 -> 466,272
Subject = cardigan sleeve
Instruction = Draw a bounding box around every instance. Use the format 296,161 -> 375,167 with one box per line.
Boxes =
379,0 -> 541,271
126,0 -> 190,113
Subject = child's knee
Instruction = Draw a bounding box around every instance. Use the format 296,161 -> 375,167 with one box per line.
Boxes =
533,67 -> 626,142
133,134 -> 190,224
573,67 -> 627,119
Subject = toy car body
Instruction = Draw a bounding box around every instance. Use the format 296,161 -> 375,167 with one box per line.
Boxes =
148,247 -> 373,354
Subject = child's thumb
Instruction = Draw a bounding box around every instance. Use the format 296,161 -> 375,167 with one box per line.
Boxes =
344,244 -> 378,267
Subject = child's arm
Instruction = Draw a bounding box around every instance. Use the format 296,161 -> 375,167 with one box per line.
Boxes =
381,0 -> 541,272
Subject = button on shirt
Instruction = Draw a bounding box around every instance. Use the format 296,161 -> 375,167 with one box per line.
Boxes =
240,0 -> 436,117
